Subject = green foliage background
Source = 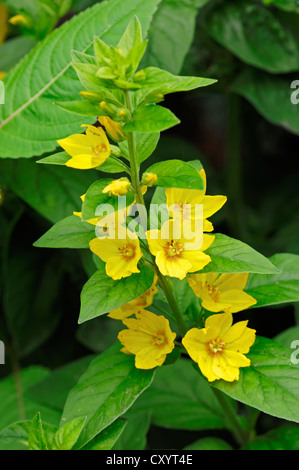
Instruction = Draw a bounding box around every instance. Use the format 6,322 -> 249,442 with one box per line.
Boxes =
0,0 -> 299,451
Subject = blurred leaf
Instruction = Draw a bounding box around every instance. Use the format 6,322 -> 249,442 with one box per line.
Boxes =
231,68 -> 299,135
262,0 -> 299,13
0,36 -> 37,72
0,421 -> 31,451
184,437 -> 233,450
204,0 -> 299,73
3,247 -> 63,357
0,0 -> 161,158
28,356 -> 93,412
246,253 -> 299,308
113,410 -> 151,450
142,0 -> 211,74
133,358 -> 234,431
0,159 -> 97,223
213,336 -> 299,424
0,367 -> 61,432
79,262 -> 155,323
61,343 -> 155,449
243,427 -> 299,450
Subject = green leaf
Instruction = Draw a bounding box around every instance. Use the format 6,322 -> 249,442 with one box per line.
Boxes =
231,68 -> 299,135
113,411 -> 151,450
136,66 -> 216,104
55,99 -> 101,117
201,233 -> 280,274
0,421 -> 32,451
144,159 -> 204,189
3,247 -> 63,357
81,420 -> 127,450
262,0 -> 299,13
81,179 -> 134,222
0,0 -> 162,158
0,36 -> 37,72
213,336 -> 299,423
142,0 -> 211,74
184,437 -> 233,450
52,417 -> 86,450
123,104 -> 180,133
203,0 -> 299,73
28,413 -> 49,450
79,262 -> 155,323
119,132 -> 160,164
245,253 -> 299,308
0,159 -> 97,223
0,367 -> 61,432
34,215 -> 95,249
243,427 -> 299,450
37,152 -> 70,166
133,358 -> 234,431
61,343 -> 155,449
275,325 -> 299,351
27,356 -> 94,412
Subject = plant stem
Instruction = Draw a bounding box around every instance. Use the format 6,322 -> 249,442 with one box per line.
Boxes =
124,90 -> 145,207
123,89 -> 187,337
156,272 -> 188,337
212,387 -> 248,447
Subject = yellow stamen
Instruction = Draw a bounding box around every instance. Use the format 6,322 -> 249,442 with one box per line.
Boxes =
118,244 -> 136,260
208,337 -> 225,355
165,240 -> 184,258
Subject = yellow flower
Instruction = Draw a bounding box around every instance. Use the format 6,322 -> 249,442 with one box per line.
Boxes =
187,273 -> 257,313
182,312 -> 256,382
9,14 -> 31,28
165,169 -> 227,232
142,172 -> 158,187
118,309 -> 176,369
89,227 -> 142,280
73,193 -> 100,225
108,275 -> 158,319
98,116 -> 126,142
102,178 -> 131,197
146,219 -> 214,280
0,71 -> 5,80
57,125 -> 110,169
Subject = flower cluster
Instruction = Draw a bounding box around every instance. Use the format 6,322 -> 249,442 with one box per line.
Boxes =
54,18 -> 257,384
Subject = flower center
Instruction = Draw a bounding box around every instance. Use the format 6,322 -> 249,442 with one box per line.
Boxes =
165,240 -> 184,258
152,331 -> 167,348
205,283 -> 220,302
90,144 -> 108,155
208,337 -> 225,355
118,243 -> 136,260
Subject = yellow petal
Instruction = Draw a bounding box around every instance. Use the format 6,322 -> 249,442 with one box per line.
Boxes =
202,195 -> 227,219
214,273 -> 249,292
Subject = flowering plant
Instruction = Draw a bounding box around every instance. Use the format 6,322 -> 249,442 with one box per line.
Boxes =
0,0 -> 299,452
